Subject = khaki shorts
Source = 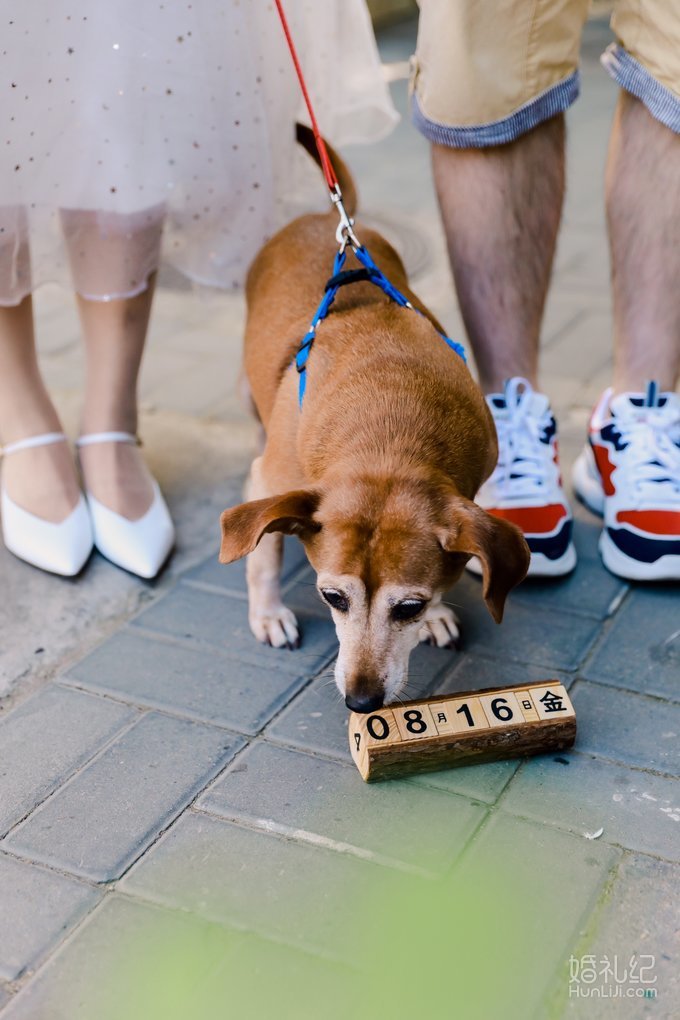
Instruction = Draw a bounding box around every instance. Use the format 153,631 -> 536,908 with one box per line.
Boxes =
412,0 -> 680,146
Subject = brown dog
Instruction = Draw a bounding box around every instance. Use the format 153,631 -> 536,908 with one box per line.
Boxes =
220,126 -> 530,712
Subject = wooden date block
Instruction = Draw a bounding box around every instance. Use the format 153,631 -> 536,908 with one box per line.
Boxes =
349,680 -> 576,782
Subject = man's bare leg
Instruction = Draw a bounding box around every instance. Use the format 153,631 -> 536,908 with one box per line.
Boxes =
607,92 -> 680,394
432,115 -> 565,393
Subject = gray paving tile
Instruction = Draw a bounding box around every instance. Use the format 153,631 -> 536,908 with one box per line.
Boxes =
408,758 -> 519,804
439,654 -> 572,695
500,753 -> 680,861
571,681 -> 680,777
0,893 -> 354,1020
3,714 -> 245,882
560,853 -> 679,1018
191,933 -> 352,1020
452,812 -> 617,1020
404,639 -> 462,697
0,687 -> 136,837
0,852 -> 99,981
131,585 -> 338,677
64,629 -> 310,735
183,535 -> 307,596
448,573 -> 600,671
571,502 -> 607,561
582,586 -> 680,701
266,676 -> 352,761
0,985 -> 8,1010
120,810 -> 392,961
0,896 -> 234,1020
509,553 -> 625,620
198,741 -> 485,874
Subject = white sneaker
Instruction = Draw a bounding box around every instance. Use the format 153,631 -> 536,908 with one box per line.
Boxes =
468,378 -> 576,578
1,432 -> 93,576
572,382 -> 680,581
77,432 -> 175,579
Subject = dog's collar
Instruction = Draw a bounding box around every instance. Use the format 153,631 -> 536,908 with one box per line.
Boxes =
293,244 -> 466,407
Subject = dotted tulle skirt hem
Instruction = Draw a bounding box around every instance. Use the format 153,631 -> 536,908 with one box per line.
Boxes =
0,0 -> 397,305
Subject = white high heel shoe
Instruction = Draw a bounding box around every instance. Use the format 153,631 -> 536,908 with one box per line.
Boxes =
0,432 -> 93,576
76,432 -> 175,579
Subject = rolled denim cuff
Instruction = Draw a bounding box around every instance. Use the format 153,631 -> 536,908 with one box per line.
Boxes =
412,71 -> 579,148
601,44 -> 680,134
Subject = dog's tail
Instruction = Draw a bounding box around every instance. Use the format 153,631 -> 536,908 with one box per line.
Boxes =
296,122 -> 357,217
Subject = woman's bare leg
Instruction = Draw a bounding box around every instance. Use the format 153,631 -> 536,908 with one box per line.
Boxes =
62,207 -> 164,521
0,296 -> 80,521
76,279 -> 157,520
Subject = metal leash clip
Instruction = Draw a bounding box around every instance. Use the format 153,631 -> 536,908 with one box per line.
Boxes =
330,185 -> 361,252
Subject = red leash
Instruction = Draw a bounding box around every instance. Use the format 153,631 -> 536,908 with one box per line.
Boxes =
274,0 -> 359,249
273,0 -> 338,191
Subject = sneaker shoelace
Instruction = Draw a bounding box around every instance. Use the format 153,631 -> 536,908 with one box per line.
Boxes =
612,404 -> 680,502
491,379 -> 557,500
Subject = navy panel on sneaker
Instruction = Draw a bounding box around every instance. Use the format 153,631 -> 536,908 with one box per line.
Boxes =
607,527 -> 680,564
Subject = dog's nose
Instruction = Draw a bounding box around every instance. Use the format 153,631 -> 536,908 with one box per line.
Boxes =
345,691 -> 385,714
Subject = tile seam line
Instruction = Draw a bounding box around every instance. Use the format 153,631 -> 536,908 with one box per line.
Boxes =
181,560 -> 313,601
535,848 -> 625,1020
100,618 -> 325,666
0,710 -> 143,842
90,737 -> 254,888
574,673 -> 680,703
125,621 -> 337,667
575,584 -> 635,673
436,802 -> 496,884
4,736 -> 245,887
571,674 -> 680,707
1,863 -> 345,1011
465,779 -> 680,862
181,578 -> 249,601
108,886 -> 358,970
0,845 -> 102,891
197,737 -> 491,808
187,805 -> 437,879
566,748 -> 679,781
498,738 -> 680,784
0,709 -> 240,849
494,800 -> 680,864
444,649 -> 576,685
0,892 -> 111,1006
441,593 -> 608,626
53,678 -> 265,738
538,852 -> 628,1020
237,659 -> 339,734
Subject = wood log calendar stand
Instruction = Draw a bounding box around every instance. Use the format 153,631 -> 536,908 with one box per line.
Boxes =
349,680 -> 576,782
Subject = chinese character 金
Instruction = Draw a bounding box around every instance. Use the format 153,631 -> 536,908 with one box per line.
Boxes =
539,690 -> 567,713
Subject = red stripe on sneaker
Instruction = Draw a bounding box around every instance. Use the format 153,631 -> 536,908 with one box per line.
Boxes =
591,443 -> 616,496
487,504 -> 568,534
617,510 -> 680,536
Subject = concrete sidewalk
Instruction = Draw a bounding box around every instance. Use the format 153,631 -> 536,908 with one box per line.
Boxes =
0,16 -> 678,1019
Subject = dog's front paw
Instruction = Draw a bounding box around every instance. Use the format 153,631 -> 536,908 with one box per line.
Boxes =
418,604 -> 460,650
249,604 -> 300,650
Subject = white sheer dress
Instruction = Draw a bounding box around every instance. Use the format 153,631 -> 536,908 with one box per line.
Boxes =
0,0 -> 397,303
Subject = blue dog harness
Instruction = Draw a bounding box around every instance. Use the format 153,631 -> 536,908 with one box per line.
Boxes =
293,243 -> 467,407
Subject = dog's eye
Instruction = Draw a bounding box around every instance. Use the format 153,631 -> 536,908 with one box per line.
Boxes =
391,599 -> 426,622
321,589 -> 349,612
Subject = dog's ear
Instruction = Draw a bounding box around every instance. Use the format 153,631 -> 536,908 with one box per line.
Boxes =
219,490 -> 320,564
439,496 -> 530,623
